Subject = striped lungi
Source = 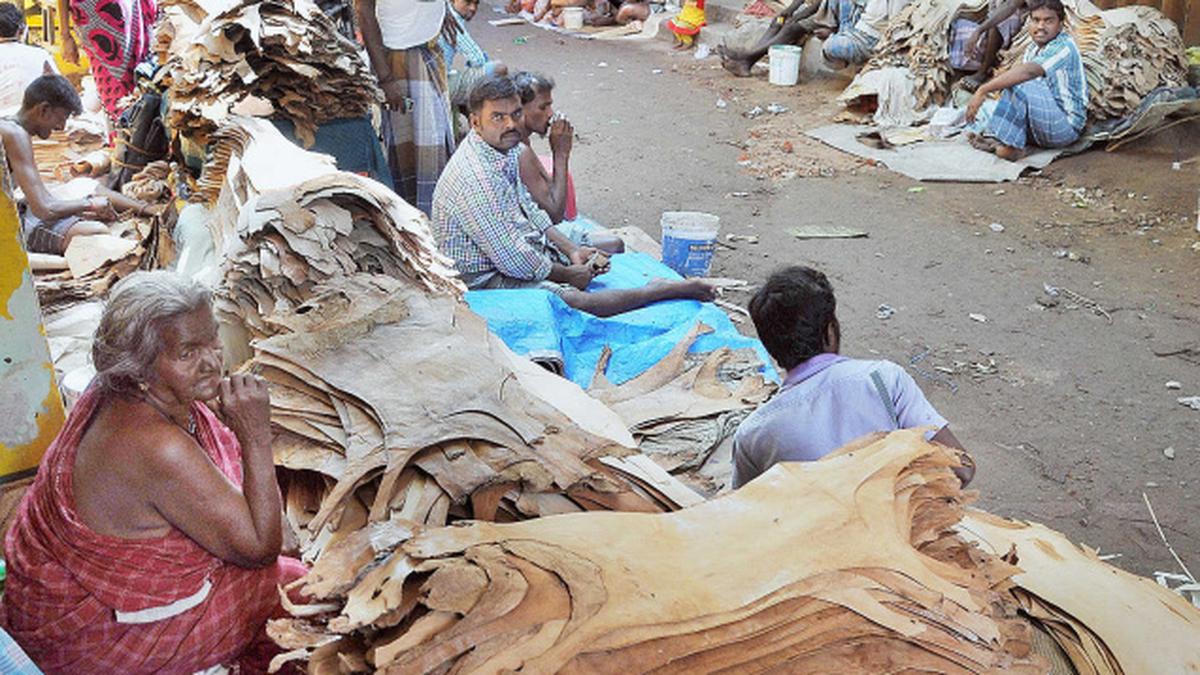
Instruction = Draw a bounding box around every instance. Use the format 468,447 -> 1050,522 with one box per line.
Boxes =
382,44 -> 456,215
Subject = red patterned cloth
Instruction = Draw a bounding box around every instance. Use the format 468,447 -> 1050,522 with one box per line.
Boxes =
68,0 -> 157,118
1,387 -> 306,674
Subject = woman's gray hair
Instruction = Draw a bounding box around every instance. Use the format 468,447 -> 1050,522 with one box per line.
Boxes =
92,271 -> 213,395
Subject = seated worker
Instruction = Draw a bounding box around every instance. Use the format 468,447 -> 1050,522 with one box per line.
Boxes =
731,266 -> 975,489
965,0 -> 1086,161
440,0 -> 507,110
720,0 -> 911,77
0,2 -> 59,115
513,71 -> 623,257
432,76 -> 715,317
0,75 -> 153,255
1,271 -> 307,673
949,0 -> 1024,91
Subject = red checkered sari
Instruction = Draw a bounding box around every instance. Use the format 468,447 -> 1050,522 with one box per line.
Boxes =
1,387 -> 306,674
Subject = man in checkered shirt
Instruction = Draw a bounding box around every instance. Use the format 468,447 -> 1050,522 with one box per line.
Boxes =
432,76 -> 716,317
964,0 -> 1087,161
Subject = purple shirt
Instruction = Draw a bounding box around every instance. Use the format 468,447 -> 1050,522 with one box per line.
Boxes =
731,354 -> 947,488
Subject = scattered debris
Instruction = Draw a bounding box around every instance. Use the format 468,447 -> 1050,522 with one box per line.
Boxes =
726,191 -> 750,198
744,106 -> 764,119
969,313 -> 988,323
513,36 -> 529,44
1166,381 -> 1183,390
876,304 -> 896,320
598,61 -> 609,67
725,233 -> 759,244
1044,284 -> 1112,323
787,226 -> 869,239
652,68 -> 663,74
765,103 -> 789,114
1053,249 -> 1090,264
716,98 -> 728,109
694,44 -> 711,59
908,186 -> 926,193
1178,396 -> 1200,411
1163,447 -> 1176,459
989,222 -> 1005,233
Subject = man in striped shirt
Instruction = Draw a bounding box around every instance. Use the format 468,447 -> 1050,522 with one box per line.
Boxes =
432,76 -> 716,317
964,0 -> 1087,161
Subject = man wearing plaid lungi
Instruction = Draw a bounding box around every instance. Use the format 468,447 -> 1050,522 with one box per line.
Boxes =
964,0 -> 1087,161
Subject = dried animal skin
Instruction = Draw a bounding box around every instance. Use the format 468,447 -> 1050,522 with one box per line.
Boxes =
960,510 -> 1200,674
275,431 -> 1048,673
156,0 -> 381,147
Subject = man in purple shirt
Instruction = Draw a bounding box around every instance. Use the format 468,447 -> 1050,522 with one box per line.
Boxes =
732,266 -> 975,488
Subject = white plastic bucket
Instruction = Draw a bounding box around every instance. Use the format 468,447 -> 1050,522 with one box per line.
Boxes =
562,7 -> 584,29
768,45 -> 802,86
660,211 -> 720,277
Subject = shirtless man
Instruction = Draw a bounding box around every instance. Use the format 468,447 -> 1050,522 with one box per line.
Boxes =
1,75 -> 151,255
513,71 -> 624,253
432,76 -> 715,318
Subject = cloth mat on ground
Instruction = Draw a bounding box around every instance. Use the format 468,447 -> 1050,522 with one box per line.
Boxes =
465,251 -> 776,388
806,123 -> 1091,182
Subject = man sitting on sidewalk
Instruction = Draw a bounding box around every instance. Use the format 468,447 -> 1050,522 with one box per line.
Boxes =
432,76 -> 714,317
965,0 -> 1086,161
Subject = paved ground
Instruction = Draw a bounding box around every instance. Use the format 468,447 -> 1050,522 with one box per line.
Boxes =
473,12 -> 1200,577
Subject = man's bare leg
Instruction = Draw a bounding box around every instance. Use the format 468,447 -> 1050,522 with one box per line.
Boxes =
590,233 -> 625,254
720,20 -> 812,77
994,144 -> 1026,161
616,1 -> 649,23
967,132 -> 999,153
960,27 -> 1002,93
559,278 -> 716,317
60,220 -> 111,253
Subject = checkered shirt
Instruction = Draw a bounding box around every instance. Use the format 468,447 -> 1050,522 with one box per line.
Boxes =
1023,31 -> 1088,131
432,131 -> 556,285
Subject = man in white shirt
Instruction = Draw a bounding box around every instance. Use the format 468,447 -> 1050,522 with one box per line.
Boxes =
0,3 -> 59,115
357,0 -> 456,215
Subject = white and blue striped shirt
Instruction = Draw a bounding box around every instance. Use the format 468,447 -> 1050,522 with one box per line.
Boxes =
1024,31 -> 1089,131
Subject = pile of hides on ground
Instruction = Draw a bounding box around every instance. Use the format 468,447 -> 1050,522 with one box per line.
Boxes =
155,0 -> 381,148
30,113 -> 109,182
845,0 -> 1188,123
261,429 -> 1115,672
200,116 -> 707,574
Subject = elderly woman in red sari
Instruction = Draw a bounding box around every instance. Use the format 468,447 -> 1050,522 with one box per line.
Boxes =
56,0 -> 156,118
1,271 -> 305,673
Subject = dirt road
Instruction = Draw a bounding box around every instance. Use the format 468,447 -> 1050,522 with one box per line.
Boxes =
473,15 -> 1200,576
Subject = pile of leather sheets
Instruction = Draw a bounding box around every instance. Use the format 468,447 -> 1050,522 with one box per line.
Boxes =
156,0 -> 381,147
201,119 -> 708,567
852,0 -> 1188,121
269,430 -> 1200,673
266,431 -> 1047,672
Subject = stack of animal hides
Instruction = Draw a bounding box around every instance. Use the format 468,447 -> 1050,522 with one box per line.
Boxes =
156,0 -> 381,147
845,0 -> 1188,122
267,429 -> 1200,672
200,117 -> 718,572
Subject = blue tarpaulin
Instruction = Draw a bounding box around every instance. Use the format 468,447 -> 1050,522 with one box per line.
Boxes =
465,251 -> 779,389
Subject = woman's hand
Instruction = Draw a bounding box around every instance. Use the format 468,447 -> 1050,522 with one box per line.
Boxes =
218,374 -> 272,452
